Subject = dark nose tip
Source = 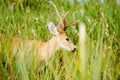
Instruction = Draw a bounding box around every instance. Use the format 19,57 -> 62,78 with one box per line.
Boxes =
72,48 -> 76,52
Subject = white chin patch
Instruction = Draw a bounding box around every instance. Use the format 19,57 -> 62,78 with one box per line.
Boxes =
59,44 -> 71,51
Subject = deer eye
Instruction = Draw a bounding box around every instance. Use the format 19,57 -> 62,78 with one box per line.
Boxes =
66,38 -> 69,42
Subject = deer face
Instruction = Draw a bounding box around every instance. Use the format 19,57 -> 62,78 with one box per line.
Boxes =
47,13 -> 79,52
48,22 -> 76,52
57,32 -> 76,52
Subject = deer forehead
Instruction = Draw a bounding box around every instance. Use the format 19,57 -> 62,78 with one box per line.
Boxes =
58,32 -> 68,38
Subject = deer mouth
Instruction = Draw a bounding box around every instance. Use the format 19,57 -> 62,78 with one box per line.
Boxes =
71,48 -> 76,52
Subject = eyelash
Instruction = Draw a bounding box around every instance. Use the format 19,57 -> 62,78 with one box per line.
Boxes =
66,38 -> 69,41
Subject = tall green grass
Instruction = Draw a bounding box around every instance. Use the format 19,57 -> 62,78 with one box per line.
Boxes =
0,0 -> 120,80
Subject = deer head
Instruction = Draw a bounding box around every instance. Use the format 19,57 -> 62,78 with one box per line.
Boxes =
48,13 -> 79,52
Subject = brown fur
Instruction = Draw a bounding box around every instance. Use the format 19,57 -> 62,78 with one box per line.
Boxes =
0,35 -> 60,61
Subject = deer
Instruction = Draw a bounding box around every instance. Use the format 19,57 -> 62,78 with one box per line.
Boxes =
0,13 -> 79,61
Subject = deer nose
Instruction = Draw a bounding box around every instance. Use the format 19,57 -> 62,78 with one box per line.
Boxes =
71,48 -> 76,52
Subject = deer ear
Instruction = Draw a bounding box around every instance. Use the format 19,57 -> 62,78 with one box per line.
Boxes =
57,21 -> 64,32
48,22 -> 59,35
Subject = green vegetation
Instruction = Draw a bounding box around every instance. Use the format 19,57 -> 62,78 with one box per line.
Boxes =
0,0 -> 120,80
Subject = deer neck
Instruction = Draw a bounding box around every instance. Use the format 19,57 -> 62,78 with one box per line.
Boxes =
44,36 -> 59,60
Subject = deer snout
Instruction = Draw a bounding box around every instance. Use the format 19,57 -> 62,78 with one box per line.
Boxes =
71,46 -> 76,52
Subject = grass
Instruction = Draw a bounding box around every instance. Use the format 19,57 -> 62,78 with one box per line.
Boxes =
0,0 -> 120,80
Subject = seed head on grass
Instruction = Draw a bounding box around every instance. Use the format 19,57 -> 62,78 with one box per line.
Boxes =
79,23 -> 87,79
